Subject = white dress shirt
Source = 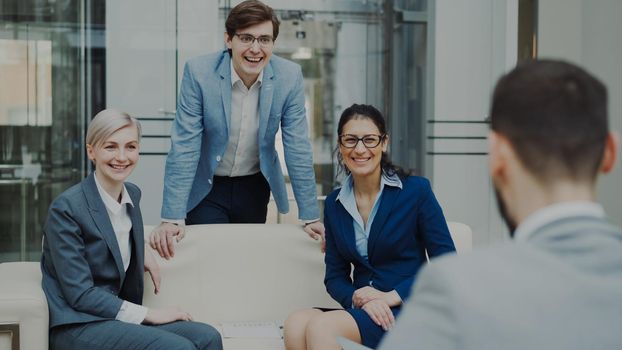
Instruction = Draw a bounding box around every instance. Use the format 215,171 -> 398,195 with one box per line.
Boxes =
94,173 -> 148,324
214,61 -> 263,177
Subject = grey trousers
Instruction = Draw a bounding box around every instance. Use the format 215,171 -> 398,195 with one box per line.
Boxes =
50,320 -> 223,350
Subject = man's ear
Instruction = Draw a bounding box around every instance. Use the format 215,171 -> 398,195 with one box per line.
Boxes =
600,131 -> 619,174
489,131 -> 507,179
224,32 -> 232,49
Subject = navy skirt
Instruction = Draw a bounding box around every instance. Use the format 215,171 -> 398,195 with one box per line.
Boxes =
316,306 -> 402,349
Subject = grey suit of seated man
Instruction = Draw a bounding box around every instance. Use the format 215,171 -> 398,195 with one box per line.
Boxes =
374,60 -> 622,350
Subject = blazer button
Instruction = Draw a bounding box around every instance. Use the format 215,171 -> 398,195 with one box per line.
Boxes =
208,179 -> 212,185
216,155 -> 221,162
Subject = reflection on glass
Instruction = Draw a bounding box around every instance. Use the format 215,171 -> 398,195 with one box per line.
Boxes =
0,39 -> 52,126
0,1 -> 90,262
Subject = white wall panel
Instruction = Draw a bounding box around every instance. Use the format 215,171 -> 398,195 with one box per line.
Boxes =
539,0 -> 622,226
430,0 -> 517,245
107,0 -> 221,224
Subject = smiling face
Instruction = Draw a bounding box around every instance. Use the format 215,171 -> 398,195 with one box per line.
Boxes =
87,124 -> 140,192
225,20 -> 274,87
339,116 -> 388,178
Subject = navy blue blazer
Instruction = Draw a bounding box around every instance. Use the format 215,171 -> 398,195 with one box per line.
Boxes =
41,173 -> 145,328
324,176 -> 456,309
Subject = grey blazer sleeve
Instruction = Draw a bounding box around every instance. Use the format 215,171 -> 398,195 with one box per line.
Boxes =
280,65 -> 320,220
161,61 -> 205,219
45,196 -> 124,318
379,262 -> 458,350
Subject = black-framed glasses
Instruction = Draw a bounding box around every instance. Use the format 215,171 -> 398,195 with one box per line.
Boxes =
339,134 -> 386,149
234,33 -> 274,47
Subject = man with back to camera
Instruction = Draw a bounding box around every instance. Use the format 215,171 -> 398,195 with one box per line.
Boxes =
149,0 -> 325,259
371,60 -> 621,349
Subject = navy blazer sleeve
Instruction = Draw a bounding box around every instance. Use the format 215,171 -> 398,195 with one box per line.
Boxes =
323,207 -> 356,309
44,195 -> 124,318
394,178 -> 455,300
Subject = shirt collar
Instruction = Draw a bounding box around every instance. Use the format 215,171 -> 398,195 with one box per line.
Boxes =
514,201 -> 605,242
93,172 -> 134,214
230,60 -> 263,88
336,172 -> 402,202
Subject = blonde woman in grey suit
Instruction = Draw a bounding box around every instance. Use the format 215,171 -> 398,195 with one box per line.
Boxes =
41,109 -> 222,350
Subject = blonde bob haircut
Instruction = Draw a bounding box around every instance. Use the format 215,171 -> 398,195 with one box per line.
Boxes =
85,109 -> 142,148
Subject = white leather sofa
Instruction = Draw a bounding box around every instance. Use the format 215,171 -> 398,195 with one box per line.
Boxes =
0,223 -> 471,350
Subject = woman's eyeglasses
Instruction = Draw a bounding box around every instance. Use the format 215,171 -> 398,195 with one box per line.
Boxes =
338,134 -> 386,149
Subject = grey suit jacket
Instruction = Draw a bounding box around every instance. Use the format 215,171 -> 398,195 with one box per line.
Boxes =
41,173 -> 145,328
379,215 -> 622,349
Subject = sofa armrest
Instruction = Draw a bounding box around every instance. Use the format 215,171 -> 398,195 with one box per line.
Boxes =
0,262 -> 49,350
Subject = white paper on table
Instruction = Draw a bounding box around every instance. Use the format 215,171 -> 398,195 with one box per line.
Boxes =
220,321 -> 282,339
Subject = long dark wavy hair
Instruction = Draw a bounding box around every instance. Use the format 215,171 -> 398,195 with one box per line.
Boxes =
334,104 -> 409,179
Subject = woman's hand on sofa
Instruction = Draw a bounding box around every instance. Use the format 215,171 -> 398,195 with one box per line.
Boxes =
143,306 -> 193,325
150,222 -> 185,259
144,247 -> 161,294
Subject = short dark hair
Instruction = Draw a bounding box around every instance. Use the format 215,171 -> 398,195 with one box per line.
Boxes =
335,104 -> 409,179
490,59 -> 609,183
225,0 -> 280,40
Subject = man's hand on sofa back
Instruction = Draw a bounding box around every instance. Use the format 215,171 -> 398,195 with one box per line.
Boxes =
149,222 -> 186,259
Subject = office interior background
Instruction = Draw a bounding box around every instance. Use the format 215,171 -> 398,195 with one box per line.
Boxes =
0,0 -> 620,262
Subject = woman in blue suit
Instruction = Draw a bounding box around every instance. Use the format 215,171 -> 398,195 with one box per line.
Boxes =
284,104 -> 456,349
40,109 -> 222,350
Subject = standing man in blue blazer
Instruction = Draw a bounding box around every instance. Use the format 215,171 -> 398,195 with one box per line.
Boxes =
150,0 -> 325,259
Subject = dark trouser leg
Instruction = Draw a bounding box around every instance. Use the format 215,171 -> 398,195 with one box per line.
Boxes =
230,172 -> 271,223
186,173 -> 271,225
50,320 -> 223,350
185,177 -> 231,225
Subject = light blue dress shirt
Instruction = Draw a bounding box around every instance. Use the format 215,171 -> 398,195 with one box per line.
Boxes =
336,172 -> 403,259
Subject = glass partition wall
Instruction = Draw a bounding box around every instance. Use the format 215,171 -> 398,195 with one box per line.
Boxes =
0,0 -> 103,262
0,0 -> 431,261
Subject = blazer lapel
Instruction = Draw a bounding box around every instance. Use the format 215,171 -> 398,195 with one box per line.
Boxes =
126,193 -> 144,267
218,53 -> 232,134
126,199 -> 144,299
367,186 -> 400,261
82,173 -> 126,282
335,201 -> 372,268
258,62 -> 274,141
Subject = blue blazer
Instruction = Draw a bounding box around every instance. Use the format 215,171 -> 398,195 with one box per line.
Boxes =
323,176 -> 456,308
41,173 -> 145,328
161,50 -> 319,220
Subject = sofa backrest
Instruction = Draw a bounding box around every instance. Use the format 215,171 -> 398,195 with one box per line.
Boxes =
142,224 -> 339,325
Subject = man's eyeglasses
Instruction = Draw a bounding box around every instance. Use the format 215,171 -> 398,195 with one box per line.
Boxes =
234,33 -> 274,47
339,134 -> 386,149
